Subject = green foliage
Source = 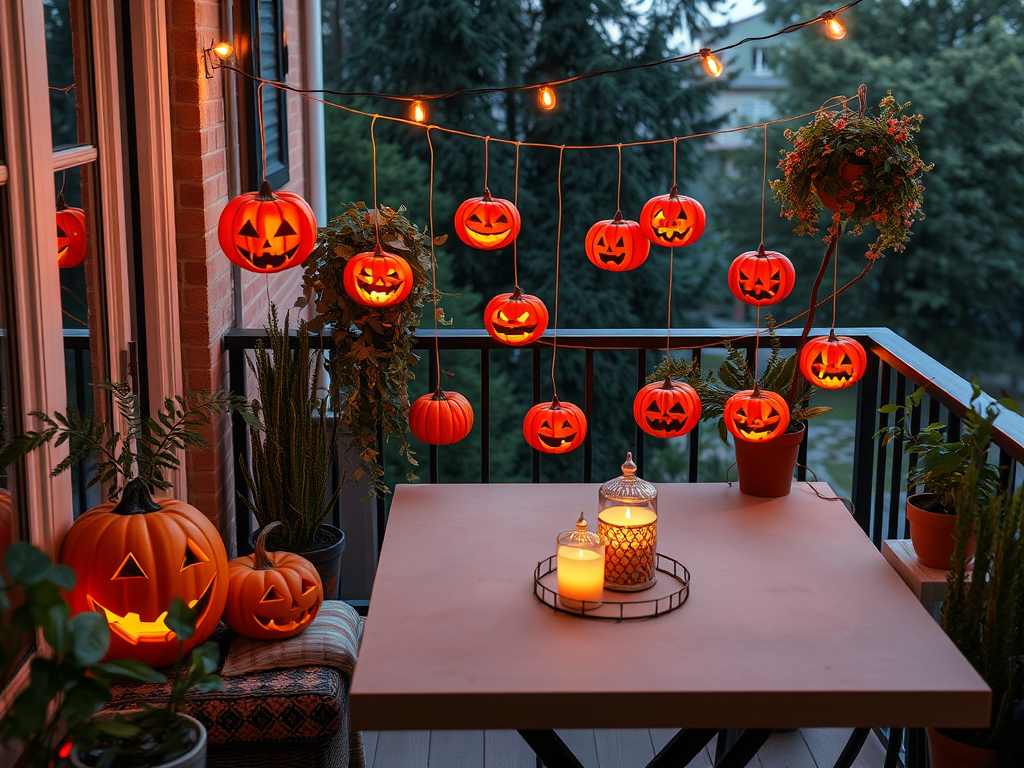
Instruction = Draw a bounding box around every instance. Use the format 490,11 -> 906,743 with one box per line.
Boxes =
240,305 -> 341,551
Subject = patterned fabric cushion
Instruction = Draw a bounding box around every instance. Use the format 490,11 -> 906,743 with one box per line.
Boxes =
221,601 -> 361,678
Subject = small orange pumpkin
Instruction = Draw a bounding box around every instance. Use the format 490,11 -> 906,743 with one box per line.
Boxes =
409,388 -> 475,445
454,190 -> 521,250
727,246 -> 796,306
523,397 -> 587,454
56,193 -> 87,269
225,522 -> 323,640
483,287 -> 548,346
218,180 -> 317,273
633,377 -> 701,438
639,186 -> 706,248
343,245 -> 415,307
799,333 -> 867,390
584,212 -> 650,271
723,385 -> 791,443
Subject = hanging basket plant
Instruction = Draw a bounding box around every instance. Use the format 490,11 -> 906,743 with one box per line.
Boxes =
770,92 -> 932,260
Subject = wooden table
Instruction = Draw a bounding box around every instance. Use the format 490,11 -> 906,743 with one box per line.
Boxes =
351,483 -> 989,767
882,538 -> 950,614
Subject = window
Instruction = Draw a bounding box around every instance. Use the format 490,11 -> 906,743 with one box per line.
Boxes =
243,0 -> 290,188
752,47 -> 771,76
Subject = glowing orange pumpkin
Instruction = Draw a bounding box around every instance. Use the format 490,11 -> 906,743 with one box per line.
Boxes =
727,246 -> 796,306
723,386 -> 791,443
343,245 -> 414,307
56,193 -> 87,269
409,388 -> 475,445
523,397 -> 587,454
584,212 -> 650,271
799,333 -> 867,390
454,190 -> 521,250
218,180 -> 317,273
639,186 -> 706,248
633,378 -> 701,438
483,288 -> 548,346
59,479 -> 229,668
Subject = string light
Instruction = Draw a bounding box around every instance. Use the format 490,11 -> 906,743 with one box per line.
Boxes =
821,11 -> 847,40
411,100 -> 427,123
538,86 -> 556,111
700,49 -> 723,78
212,41 -> 234,59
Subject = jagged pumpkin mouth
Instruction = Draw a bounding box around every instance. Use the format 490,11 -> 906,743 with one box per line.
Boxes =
237,244 -> 299,270
88,576 -> 216,645
599,250 -> 627,265
492,320 -> 538,338
646,417 -> 686,432
254,608 -> 314,632
651,224 -> 692,242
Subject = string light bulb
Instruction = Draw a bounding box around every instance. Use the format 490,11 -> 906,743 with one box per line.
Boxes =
212,41 -> 234,59
821,11 -> 847,40
411,100 -> 427,124
538,86 -> 556,111
699,49 -> 723,78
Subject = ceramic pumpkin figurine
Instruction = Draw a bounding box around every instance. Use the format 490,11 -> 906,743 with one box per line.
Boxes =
343,244 -> 414,307
409,388 -> 475,445
60,478 -> 229,668
523,397 -> 587,454
639,186 -> 706,248
225,522 -> 322,640
55,192 -> 87,269
584,212 -> 650,271
727,245 -> 796,306
799,332 -> 867,390
218,180 -> 317,273
723,384 -> 791,443
454,189 -> 521,250
483,287 -> 548,346
633,378 -> 701,438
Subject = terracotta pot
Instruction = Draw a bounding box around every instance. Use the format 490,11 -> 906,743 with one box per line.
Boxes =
812,160 -> 868,214
907,494 -> 973,569
733,423 -> 805,497
927,728 -> 997,768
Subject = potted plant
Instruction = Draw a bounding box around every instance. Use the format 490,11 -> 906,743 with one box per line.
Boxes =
239,304 -> 345,599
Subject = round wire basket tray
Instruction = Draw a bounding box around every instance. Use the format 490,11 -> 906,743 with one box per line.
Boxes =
533,552 -> 690,621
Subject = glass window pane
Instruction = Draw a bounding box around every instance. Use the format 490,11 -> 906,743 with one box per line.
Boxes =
45,0 -> 94,150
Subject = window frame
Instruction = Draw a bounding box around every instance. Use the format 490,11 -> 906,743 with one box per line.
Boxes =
241,0 -> 290,189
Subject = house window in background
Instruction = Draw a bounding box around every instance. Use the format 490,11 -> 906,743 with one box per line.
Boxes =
244,0 -> 289,188
752,47 -> 771,76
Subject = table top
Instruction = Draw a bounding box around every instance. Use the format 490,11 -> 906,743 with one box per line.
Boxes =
351,483 -> 989,731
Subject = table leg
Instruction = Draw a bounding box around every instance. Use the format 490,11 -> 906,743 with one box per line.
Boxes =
713,729 -> 774,768
647,728 -> 719,768
517,730 -> 585,768
883,728 -> 903,768
832,728 -> 870,768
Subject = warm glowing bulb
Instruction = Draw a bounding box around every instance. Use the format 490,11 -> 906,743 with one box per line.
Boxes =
821,11 -> 847,40
699,49 -> 723,78
538,86 -> 556,110
411,100 -> 427,123
212,41 -> 234,59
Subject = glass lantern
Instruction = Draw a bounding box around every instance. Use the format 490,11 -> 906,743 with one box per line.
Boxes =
556,513 -> 606,610
597,452 -> 658,591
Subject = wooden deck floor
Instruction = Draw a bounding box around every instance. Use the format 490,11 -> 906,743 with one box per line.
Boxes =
361,728 -> 888,768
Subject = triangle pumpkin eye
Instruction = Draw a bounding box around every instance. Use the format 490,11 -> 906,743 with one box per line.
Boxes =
597,236 -> 606,247
262,585 -> 284,602
274,220 -> 297,237
615,237 -> 624,248
669,403 -> 686,414
181,539 -> 210,570
114,553 -> 147,580
301,578 -> 318,595
496,214 -> 508,224
646,402 -> 660,413
469,214 -> 482,223
237,220 -> 260,238
57,224 -> 67,238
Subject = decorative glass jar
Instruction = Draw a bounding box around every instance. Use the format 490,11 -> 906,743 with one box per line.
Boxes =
597,452 -> 658,591
556,514 -> 605,610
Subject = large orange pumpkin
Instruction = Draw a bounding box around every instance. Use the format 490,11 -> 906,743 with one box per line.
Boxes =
225,522 -> 322,640
342,245 -> 414,307
639,186 -> 706,248
454,190 -> 521,250
523,397 -> 587,454
584,212 -> 650,271
218,180 -> 317,273
59,479 -> 229,668
799,333 -> 867,390
483,287 -> 548,346
633,377 -> 701,438
723,386 -> 791,443
56,193 -> 87,269
727,246 -> 796,306
409,388 -> 475,445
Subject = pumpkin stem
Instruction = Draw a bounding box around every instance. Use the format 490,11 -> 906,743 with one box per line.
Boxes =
510,285 -> 523,300
756,243 -> 767,258
751,381 -> 762,398
253,521 -> 283,570
828,329 -> 840,343
668,184 -> 679,199
430,387 -> 448,402
256,179 -> 277,201
56,192 -> 68,211
482,187 -> 493,202
661,376 -> 675,390
111,477 -> 164,516
549,395 -> 563,410
612,210 -> 624,224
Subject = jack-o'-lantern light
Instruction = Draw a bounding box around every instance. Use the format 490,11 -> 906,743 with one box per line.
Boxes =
727,246 -> 796,306
454,190 -> 521,251
343,245 -> 414,307
59,478 -> 229,668
584,212 -> 650,272
483,287 -> 548,346
55,193 -> 87,269
409,388 -> 475,445
723,384 -> 791,443
633,378 -> 701,438
523,397 -> 587,454
799,332 -> 867,390
639,186 -> 706,248
218,180 -> 317,273
225,522 -> 322,640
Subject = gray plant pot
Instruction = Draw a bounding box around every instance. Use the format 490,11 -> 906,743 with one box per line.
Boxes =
250,523 -> 346,600
72,712 -> 206,768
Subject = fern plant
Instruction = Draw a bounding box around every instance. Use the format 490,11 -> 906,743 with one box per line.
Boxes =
238,305 -> 341,552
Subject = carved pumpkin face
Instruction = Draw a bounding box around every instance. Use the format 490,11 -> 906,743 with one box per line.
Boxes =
59,482 -> 228,668
799,334 -> 867,390
409,388 -> 475,445
523,398 -> 587,454
55,194 -> 87,269
727,248 -> 796,306
633,378 -> 701,438
723,388 -> 791,443
640,187 -> 706,248
218,181 -> 317,273
483,288 -> 548,346
454,191 -> 521,250
584,214 -> 650,272
343,247 -> 414,307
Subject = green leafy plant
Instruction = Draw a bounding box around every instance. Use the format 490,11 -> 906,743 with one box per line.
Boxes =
300,202 -> 441,495
239,304 -> 342,552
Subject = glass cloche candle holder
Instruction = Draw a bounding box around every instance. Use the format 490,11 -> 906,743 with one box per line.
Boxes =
556,514 -> 606,610
597,452 -> 658,591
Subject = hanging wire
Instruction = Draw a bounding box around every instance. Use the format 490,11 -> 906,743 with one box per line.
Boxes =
483,136 -> 490,192
754,305 -> 762,378
370,114 -> 381,248
671,137 -> 678,189
665,247 -> 674,354
832,233 -> 840,331
513,143 -> 521,289
760,123 -> 768,248
427,127 -> 441,386
550,146 -> 566,399
257,82 -> 267,182
616,143 -> 623,214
